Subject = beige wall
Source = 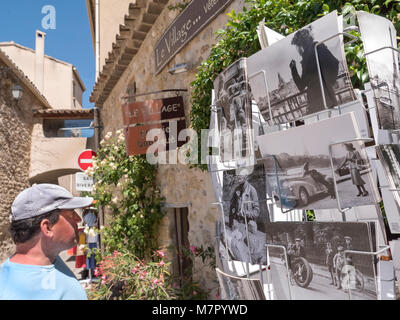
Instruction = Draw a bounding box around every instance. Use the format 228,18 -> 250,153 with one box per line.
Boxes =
98,0 -> 133,72
29,119 -> 87,183
97,0 -> 246,298
0,43 -> 84,110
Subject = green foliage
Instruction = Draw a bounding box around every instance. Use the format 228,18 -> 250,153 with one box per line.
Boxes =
189,0 -> 400,170
85,130 -> 165,259
168,0 -> 191,12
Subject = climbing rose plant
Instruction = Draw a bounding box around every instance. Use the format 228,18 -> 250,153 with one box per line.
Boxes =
85,130 -> 165,259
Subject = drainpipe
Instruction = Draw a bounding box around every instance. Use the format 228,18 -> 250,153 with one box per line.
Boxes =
94,0 -> 104,254
95,0 -> 100,80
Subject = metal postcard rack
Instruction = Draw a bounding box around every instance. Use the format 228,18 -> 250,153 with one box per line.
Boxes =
210,28 -> 400,299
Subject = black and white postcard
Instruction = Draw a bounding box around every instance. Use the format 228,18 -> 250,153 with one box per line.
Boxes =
214,58 -> 253,162
257,113 -> 379,210
357,11 -> 400,130
266,221 -> 377,300
247,11 -> 355,126
376,144 -> 400,209
222,164 -> 268,265
216,268 -> 266,300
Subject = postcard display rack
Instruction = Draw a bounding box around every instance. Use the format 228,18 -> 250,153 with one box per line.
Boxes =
208,11 -> 400,300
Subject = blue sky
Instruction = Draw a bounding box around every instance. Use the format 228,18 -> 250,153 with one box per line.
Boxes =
0,0 -> 95,109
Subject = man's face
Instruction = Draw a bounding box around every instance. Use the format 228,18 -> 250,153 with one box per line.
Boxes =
51,209 -> 82,250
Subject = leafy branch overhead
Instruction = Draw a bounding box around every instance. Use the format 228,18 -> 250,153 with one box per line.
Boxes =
189,0 -> 400,170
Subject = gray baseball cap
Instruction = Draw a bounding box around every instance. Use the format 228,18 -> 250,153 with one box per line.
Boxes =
11,184 -> 94,222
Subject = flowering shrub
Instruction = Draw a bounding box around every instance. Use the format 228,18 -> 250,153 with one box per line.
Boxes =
85,130 -> 165,259
87,249 -> 177,300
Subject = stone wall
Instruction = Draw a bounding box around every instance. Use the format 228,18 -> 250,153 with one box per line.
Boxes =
97,0 -> 246,297
0,69 -> 37,263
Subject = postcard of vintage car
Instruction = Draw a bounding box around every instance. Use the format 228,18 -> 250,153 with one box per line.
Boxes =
358,11 -> 400,131
265,220 -> 377,300
247,11 -> 355,126
214,58 -> 254,163
257,112 -> 380,210
221,164 -> 269,265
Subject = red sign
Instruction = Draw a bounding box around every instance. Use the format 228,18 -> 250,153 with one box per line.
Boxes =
125,120 -> 187,156
78,150 -> 97,171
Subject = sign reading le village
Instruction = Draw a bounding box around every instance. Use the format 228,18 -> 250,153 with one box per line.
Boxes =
154,0 -> 233,74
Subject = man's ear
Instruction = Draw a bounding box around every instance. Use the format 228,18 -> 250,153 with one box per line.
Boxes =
40,219 -> 54,238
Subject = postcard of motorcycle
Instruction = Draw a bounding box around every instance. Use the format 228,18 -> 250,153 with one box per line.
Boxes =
257,112 -> 380,211
266,220 -> 378,300
221,163 -> 269,265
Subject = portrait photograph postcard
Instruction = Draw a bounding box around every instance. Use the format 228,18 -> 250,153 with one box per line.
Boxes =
221,164 -> 269,265
214,58 -> 254,163
247,11 -> 355,126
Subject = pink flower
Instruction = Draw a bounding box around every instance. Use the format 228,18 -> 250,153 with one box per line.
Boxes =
159,260 -> 165,267
94,267 -> 101,277
172,282 -> 179,289
189,245 -> 197,254
131,267 -> 139,274
193,291 -> 197,296
101,275 -> 107,280
101,280 -> 106,285
152,279 -> 159,285
156,250 -> 165,257
113,250 -> 119,257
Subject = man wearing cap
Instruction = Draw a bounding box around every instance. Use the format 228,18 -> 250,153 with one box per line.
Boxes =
0,184 -> 93,300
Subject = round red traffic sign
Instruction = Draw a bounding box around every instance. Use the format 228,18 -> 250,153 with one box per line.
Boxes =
78,149 -> 97,171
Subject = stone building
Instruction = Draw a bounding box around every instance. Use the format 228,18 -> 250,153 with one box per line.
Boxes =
0,32 -> 93,262
86,0 -> 246,296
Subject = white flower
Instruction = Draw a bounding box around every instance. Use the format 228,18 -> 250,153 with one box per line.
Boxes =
118,134 -> 125,142
84,226 -> 90,234
112,197 -> 119,204
116,129 -> 123,135
88,228 -> 97,238
104,132 -> 112,140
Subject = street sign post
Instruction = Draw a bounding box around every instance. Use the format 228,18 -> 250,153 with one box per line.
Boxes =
76,172 -> 94,192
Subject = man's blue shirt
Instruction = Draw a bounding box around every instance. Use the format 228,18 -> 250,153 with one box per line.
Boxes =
0,255 -> 87,300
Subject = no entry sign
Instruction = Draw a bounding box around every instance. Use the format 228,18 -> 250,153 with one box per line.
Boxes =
78,149 -> 97,171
